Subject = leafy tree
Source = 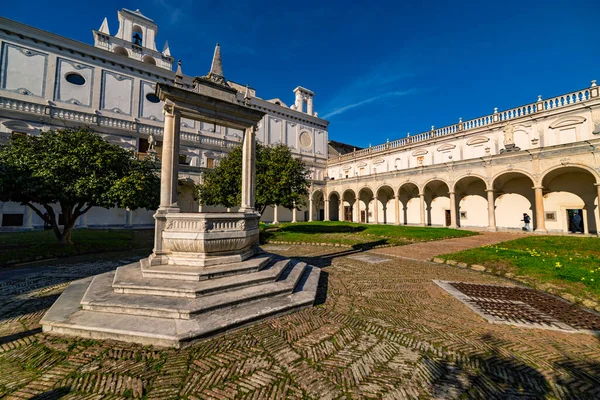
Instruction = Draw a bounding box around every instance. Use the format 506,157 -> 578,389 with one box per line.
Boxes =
197,143 -> 310,214
0,129 -> 160,244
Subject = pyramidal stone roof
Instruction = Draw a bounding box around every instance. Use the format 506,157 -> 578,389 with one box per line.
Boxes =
203,43 -> 228,86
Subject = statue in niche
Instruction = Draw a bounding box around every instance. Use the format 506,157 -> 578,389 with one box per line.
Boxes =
501,124 -> 520,153
503,124 -> 515,146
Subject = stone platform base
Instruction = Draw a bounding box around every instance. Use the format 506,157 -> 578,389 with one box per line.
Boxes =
41,253 -> 320,348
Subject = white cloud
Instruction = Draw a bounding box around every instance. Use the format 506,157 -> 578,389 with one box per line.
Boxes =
322,89 -> 416,119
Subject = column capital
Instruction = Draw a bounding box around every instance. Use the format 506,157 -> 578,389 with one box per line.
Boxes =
448,191 -> 455,195
532,186 -> 544,190
486,189 -> 495,193
324,199 -> 329,203
419,192 -> 425,197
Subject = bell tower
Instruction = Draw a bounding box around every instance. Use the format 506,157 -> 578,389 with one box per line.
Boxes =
93,8 -> 174,70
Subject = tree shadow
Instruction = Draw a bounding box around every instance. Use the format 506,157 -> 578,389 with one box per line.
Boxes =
0,294 -> 60,322
29,387 -> 71,399
276,224 -> 367,234
421,332 -> 600,399
0,327 -> 42,346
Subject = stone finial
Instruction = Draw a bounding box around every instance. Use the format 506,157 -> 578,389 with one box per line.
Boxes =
459,117 -> 462,122
537,95 -> 542,101
591,80 -> 597,87
99,17 -> 110,35
174,60 -> 183,87
162,41 -> 171,57
494,107 -> 498,113
203,43 -> 228,86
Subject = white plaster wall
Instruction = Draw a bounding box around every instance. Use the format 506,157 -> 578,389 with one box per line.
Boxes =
101,71 -> 133,114
459,195 -> 487,227
315,130 -> 325,156
139,81 -> 164,121
377,198 -> 395,224
430,196 -> 450,226
543,192 -> 584,232
286,122 -> 297,149
495,193 -> 532,229
131,208 -> 155,225
1,43 -> 47,97
86,206 -> 127,226
55,59 -> 94,106
268,117 -> 282,144
405,198 -> 420,225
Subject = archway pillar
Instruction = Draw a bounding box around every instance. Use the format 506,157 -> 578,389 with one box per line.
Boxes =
373,197 -> 378,224
273,205 -> 279,224
353,199 -> 358,222
419,193 -> 426,226
486,189 -> 497,231
449,191 -> 457,228
533,186 -> 547,233
292,202 -> 297,223
394,195 -> 400,225
596,184 -> 600,236
324,199 -> 330,221
338,199 -> 343,221
308,197 -> 314,222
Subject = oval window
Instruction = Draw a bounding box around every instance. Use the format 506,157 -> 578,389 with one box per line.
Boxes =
146,93 -> 160,103
65,72 -> 86,86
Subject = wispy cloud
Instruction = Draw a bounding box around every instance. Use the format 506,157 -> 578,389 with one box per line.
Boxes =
155,0 -> 185,24
322,89 -> 415,119
322,65 -> 416,119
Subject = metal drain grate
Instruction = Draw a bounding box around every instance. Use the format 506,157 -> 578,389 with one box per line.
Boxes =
434,281 -> 600,333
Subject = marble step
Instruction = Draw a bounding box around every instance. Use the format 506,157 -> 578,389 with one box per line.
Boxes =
41,265 -> 321,348
81,261 -> 308,319
112,258 -> 290,298
140,254 -> 271,281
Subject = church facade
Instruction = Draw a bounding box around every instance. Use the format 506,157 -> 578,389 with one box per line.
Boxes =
1,9 -> 599,235
0,9 -> 328,229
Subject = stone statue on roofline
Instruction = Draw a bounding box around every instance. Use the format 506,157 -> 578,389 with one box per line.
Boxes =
500,124 -> 520,153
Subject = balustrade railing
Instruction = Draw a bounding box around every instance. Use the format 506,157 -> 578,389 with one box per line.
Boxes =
334,82 -> 597,163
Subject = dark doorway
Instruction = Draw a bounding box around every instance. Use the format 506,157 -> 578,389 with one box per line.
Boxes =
344,206 -> 352,222
445,210 -> 451,226
567,209 -> 584,233
319,209 -> 325,221
360,210 -> 366,223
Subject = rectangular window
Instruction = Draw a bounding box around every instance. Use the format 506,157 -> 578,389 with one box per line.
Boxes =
179,154 -> 189,165
359,168 -> 365,176
206,158 -> 215,168
2,213 -> 24,227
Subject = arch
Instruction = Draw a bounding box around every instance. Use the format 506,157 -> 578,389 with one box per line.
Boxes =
454,175 -> 489,228
310,189 -> 325,221
328,190 -> 341,201
342,188 -> 356,200
311,189 -> 325,201
142,55 -> 156,65
492,172 -> 536,230
357,186 -> 375,197
113,46 -> 129,56
397,181 -> 421,226
132,25 -> 144,46
423,179 -> 452,227
422,177 -> 451,193
397,180 -> 420,196
452,173 -> 490,192
328,191 -> 341,221
540,164 -> 600,185
491,169 -> 537,187
375,185 -> 396,224
341,189 -> 357,222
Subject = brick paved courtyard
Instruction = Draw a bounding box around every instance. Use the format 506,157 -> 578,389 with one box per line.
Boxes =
1,245 -> 599,399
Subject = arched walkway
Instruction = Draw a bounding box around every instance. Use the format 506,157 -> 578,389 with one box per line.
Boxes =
540,166 -> 599,234
309,190 -> 325,221
398,182 -> 421,225
423,180 -> 451,226
358,187 -> 374,223
375,185 -> 396,224
492,172 -> 535,231
342,189 -> 356,222
328,192 -> 341,221
454,176 -> 488,228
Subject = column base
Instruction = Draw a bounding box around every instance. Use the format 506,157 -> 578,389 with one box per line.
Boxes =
534,229 -> 548,234
487,226 -> 497,232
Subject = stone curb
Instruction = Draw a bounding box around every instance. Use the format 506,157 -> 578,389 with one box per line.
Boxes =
262,240 -> 395,249
430,257 -> 600,313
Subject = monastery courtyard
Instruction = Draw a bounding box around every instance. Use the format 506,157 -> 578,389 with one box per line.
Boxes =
1,236 -> 599,400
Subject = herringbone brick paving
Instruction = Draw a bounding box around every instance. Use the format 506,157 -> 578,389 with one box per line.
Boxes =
1,244 -> 599,399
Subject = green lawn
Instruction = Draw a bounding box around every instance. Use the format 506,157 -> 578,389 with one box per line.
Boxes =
260,221 -> 476,248
0,229 -> 153,267
440,236 -> 600,301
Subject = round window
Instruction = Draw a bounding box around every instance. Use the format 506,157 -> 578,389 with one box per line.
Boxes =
146,93 -> 160,103
65,72 -> 86,86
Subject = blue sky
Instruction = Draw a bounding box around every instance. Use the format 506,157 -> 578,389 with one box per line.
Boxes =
3,0 -> 599,148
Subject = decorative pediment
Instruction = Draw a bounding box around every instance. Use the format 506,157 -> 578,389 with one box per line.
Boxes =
436,143 -> 456,152
372,159 -> 385,165
356,161 -> 368,167
412,149 -> 428,156
466,136 -> 490,146
549,116 -> 586,129
343,165 -> 352,170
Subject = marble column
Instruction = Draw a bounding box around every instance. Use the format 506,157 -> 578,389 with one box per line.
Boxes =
324,199 -> 330,221
152,105 -> 181,263
308,197 -> 313,222
338,200 -> 343,221
533,186 -> 547,233
353,199 -> 358,222
394,195 -> 400,225
292,202 -> 297,223
419,193 -> 426,226
449,191 -> 457,228
486,189 -> 497,231
273,205 -> 279,224
23,206 -> 33,230
240,125 -> 256,212
373,197 -> 378,224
